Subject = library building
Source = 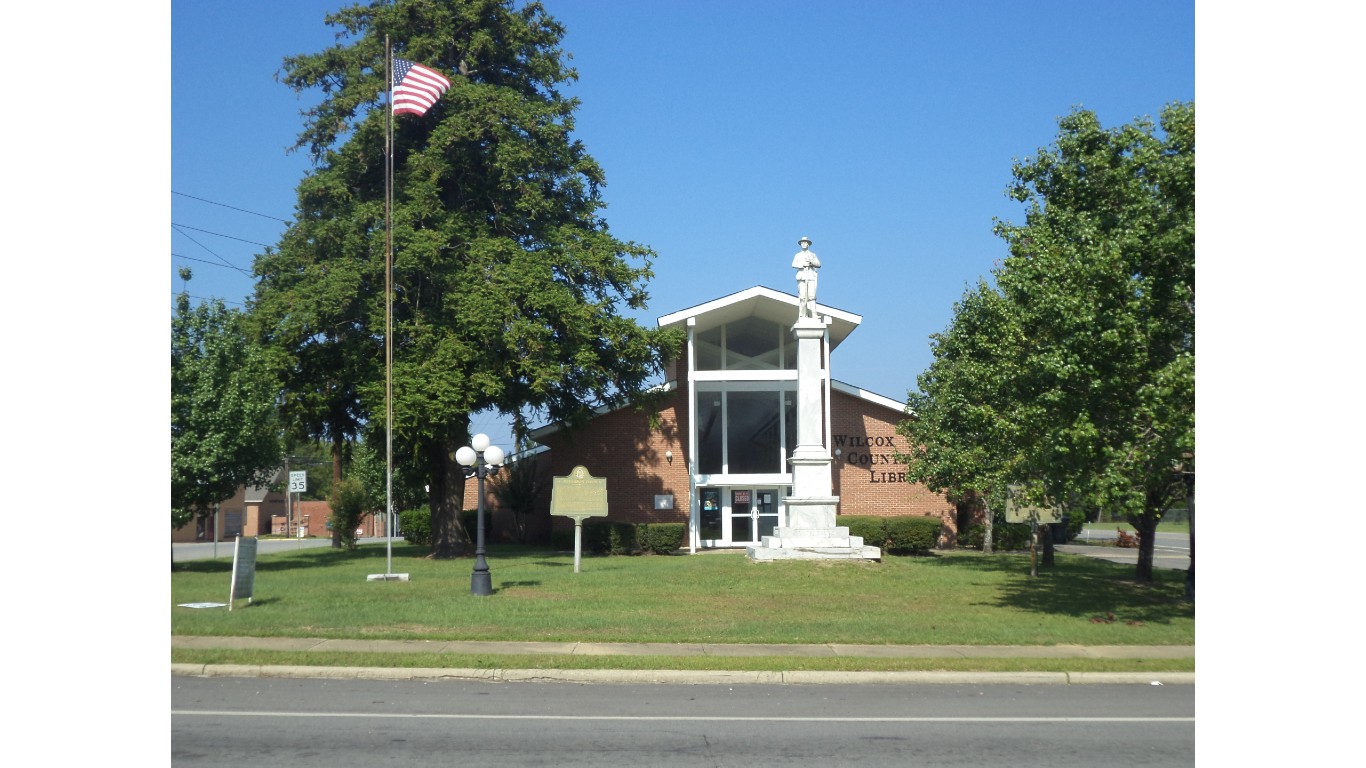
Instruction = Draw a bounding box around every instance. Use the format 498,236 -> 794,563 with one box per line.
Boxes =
500,241 -> 956,554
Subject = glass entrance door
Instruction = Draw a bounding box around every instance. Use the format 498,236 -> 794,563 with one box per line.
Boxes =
729,489 -> 780,544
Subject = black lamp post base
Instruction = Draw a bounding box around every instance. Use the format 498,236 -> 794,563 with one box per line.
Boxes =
471,568 -> 492,596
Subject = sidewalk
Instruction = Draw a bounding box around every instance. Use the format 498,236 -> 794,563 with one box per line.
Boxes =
171,636 -> 1195,685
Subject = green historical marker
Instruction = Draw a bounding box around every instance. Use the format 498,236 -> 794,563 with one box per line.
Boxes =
551,466 -> 608,573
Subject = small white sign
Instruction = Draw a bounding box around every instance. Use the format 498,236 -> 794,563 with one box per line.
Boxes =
289,470 -> 307,493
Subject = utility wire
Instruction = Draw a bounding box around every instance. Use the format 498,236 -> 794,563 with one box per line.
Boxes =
172,292 -> 246,308
173,191 -> 292,224
171,223 -> 275,249
171,226 -> 254,277
172,252 -> 256,274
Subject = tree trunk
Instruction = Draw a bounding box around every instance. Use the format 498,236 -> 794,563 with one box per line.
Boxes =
1185,472 -> 1195,601
982,499 -> 994,555
330,436 -> 345,549
427,438 -> 471,559
1131,510 -> 1160,583
1041,523 -> 1055,567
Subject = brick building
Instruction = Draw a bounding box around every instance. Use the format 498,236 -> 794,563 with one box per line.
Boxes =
480,285 -> 955,551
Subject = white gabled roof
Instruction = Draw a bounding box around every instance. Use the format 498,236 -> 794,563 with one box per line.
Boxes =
831,379 -> 909,414
657,285 -> 862,352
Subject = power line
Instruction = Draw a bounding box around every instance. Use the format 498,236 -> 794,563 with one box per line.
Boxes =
172,292 -> 246,308
173,191 -> 292,224
173,252 -> 255,274
171,223 -> 275,249
171,226 -> 254,277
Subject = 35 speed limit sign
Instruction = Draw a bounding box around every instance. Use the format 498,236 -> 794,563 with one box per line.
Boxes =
289,471 -> 307,493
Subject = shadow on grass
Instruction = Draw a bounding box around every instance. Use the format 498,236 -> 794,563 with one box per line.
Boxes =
172,543 -> 436,574
920,552 -> 1193,626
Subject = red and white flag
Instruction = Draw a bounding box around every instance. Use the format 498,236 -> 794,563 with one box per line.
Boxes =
392,59 -> 452,116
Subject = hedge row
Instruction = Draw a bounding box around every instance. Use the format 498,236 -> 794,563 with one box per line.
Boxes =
836,515 -> 944,555
397,508 -> 486,548
550,521 -> 686,555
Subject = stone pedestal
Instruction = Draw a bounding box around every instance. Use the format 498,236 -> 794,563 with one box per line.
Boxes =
747,312 -> 879,562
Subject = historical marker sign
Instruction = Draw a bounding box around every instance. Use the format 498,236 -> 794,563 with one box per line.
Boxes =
551,465 -> 608,519
551,466 -> 607,573
229,535 -> 258,610
1004,485 -> 1064,524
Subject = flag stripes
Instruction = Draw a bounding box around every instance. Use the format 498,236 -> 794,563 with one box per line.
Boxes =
392,59 -> 452,116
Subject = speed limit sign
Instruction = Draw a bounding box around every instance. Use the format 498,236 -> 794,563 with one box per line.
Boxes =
289,471 -> 307,493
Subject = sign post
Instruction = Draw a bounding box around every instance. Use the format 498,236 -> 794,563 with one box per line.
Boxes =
1005,485 -> 1063,577
550,466 -> 608,573
289,471 -> 307,540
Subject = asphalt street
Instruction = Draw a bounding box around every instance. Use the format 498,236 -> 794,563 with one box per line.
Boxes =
173,675 -> 1195,768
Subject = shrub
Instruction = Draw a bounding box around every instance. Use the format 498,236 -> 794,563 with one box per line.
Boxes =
399,508 -> 431,547
1063,508 -> 1086,541
639,523 -> 685,554
579,520 -> 639,555
459,509 -> 481,538
993,522 -> 1033,551
838,515 -> 888,549
329,477 -> 367,551
606,522 -> 638,555
550,525 -> 576,551
959,520 -> 1033,551
885,516 -> 942,555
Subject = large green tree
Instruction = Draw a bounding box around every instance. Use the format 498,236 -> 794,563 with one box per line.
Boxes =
901,103 -> 1194,583
171,271 -> 282,530
898,280 -> 1029,555
251,0 -> 681,557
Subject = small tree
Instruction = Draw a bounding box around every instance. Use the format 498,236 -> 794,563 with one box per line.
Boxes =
898,281 -> 1028,555
171,271 -> 281,531
330,477 -> 367,550
490,455 -> 545,543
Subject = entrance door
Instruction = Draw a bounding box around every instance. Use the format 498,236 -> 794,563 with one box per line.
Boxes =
729,489 -> 780,544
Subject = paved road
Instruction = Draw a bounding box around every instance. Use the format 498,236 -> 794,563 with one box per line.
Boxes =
1059,529 -> 1190,571
172,537 -> 396,562
173,675 -> 1194,768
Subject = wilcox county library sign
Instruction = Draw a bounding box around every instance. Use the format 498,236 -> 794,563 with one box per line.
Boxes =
833,434 -> 910,484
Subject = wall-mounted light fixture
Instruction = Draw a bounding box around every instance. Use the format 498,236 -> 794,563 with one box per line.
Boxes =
666,450 -> 674,465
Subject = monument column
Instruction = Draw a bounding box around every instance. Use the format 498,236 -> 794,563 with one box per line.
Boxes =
748,237 -> 879,561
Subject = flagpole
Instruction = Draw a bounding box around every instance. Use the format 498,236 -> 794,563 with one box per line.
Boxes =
384,35 -> 395,578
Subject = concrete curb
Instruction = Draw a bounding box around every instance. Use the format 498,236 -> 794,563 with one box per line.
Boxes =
169,636 -> 1195,660
171,664 -> 1193,686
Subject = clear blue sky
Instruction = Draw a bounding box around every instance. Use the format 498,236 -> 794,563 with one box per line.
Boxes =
172,0 -> 1195,445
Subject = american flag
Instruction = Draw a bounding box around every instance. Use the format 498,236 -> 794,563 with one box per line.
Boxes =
392,59 -> 452,117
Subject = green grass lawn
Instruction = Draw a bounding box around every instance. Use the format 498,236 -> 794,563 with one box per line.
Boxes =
172,543 -> 1193,650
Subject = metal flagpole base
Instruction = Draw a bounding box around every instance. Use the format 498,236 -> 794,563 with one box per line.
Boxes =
367,573 -> 410,581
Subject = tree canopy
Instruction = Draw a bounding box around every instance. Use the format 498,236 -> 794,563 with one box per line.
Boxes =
249,0 -> 681,556
900,102 -> 1194,582
171,273 -> 281,529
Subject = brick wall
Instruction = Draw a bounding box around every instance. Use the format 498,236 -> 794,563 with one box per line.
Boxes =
531,386 -> 692,529
830,389 -> 956,537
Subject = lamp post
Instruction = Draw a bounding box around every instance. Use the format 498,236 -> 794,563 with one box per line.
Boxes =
456,434 -> 505,597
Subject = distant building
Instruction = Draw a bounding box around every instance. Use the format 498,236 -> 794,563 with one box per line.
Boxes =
171,470 -> 285,543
